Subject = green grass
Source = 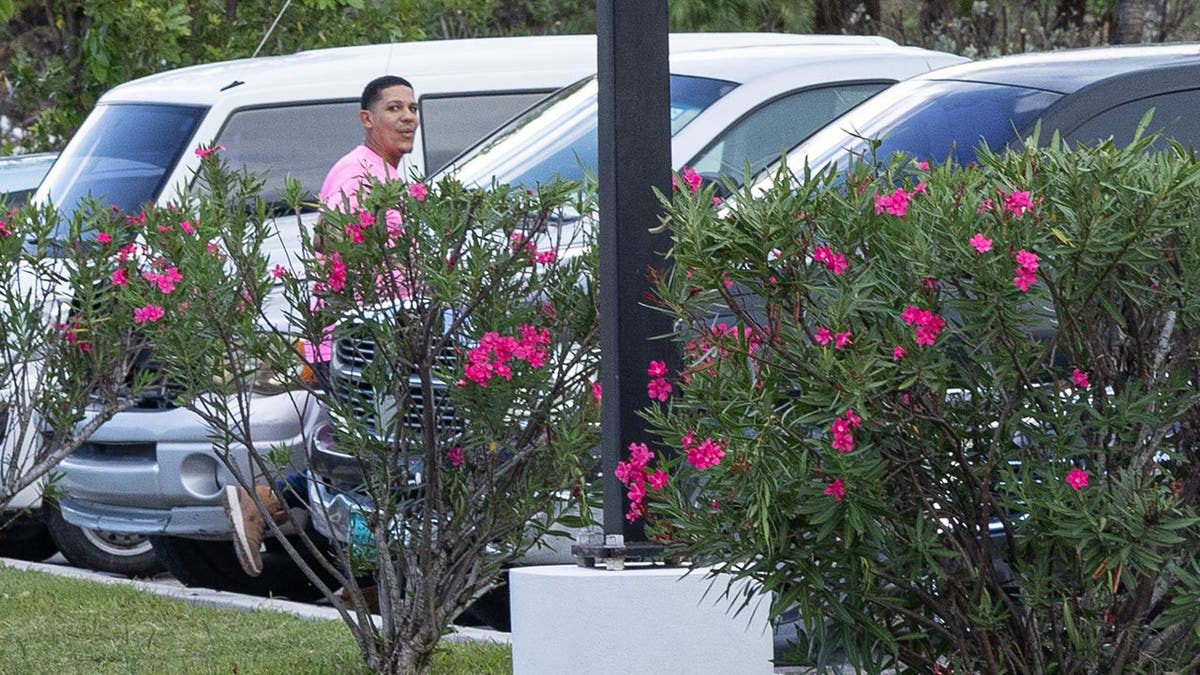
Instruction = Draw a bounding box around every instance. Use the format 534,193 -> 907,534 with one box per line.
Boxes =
0,564 -> 511,675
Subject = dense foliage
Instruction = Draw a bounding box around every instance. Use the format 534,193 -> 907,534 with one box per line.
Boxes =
641,134 -> 1200,672
115,151 -> 601,675
0,197 -> 152,512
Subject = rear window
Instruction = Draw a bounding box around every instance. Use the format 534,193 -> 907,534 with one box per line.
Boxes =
38,103 -> 207,220
789,80 -> 1063,173
447,74 -> 737,189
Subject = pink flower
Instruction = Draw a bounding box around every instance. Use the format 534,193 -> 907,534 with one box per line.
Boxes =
647,470 -> 669,490
874,187 -> 912,217
1066,467 -> 1089,490
144,267 -> 184,294
1072,368 -> 1090,389
647,377 -> 672,402
1015,249 -> 1040,272
447,447 -> 464,467
834,331 -> 853,350
1002,190 -> 1034,217
1013,267 -> 1037,292
686,437 -> 725,470
976,198 -> 994,214
918,161 -> 930,171
647,360 -> 668,378
827,252 -> 849,276
814,326 -> 833,346
711,196 -> 723,207
535,249 -> 557,264
843,409 -> 862,428
892,345 -> 905,361
111,268 -> 128,286
628,442 -> 654,469
326,253 -> 346,292
591,381 -> 602,402
271,264 -> 288,279
671,167 -> 702,193
133,305 -> 165,324
408,182 -> 428,201
179,220 -> 196,235
97,232 -> 112,244
194,144 -> 226,158
824,478 -> 845,501
970,233 -> 993,253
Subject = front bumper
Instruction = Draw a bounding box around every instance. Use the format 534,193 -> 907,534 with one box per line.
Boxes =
57,390 -> 322,538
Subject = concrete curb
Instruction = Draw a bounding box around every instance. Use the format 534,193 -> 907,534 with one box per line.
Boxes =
0,556 -> 511,645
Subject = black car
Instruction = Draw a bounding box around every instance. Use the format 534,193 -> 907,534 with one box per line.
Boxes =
773,43 -> 1200,174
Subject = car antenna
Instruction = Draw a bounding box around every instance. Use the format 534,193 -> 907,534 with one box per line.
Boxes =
220,80 -> 244,92
252,0 -> 293,59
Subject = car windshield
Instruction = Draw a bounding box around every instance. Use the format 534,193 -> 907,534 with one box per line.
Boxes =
770,79 -> 1064,179
446,74 -> 737,189
37,103 -> 207,225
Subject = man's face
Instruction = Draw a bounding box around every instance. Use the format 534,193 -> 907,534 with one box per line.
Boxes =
362,84 -> 419,161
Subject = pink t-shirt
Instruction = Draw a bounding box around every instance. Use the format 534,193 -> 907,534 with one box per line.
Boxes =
319,144 -> 403,234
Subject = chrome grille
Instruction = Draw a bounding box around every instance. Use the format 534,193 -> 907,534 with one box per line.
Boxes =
331,333 -> 464,438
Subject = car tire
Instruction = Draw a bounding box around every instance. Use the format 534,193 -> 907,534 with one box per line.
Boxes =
149,533 -> 332,602
46,506 -> 162,576
0,511 -> 58,562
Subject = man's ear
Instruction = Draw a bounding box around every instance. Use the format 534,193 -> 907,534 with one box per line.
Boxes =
359,109 -> 372,129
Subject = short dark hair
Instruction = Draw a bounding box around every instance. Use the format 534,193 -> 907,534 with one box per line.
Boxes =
361,75 -> 414,111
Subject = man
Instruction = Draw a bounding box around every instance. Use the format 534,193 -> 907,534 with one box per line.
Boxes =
222,74 -> 419,579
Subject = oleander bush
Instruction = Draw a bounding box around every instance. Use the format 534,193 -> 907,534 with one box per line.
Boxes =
118,149 -> 600,675
638,134 -> 1200,673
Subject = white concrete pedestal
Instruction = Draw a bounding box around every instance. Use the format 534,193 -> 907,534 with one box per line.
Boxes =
510,564 -> 773,675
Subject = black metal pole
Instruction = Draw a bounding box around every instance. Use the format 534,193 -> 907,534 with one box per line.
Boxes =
596,1 -> 673,548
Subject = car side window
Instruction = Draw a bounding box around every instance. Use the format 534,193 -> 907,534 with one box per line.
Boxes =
420,92 -> 553,176
215,101 -> 363,206
691,83 -> 889,187
1065,90 -> 1200,150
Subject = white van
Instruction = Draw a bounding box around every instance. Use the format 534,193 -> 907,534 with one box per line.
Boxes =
34,33 -> 883,591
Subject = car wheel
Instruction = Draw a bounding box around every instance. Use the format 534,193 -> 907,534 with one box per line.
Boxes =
45,506 -> 162,576
0,511 -> 58,562
149,534 -> 332,602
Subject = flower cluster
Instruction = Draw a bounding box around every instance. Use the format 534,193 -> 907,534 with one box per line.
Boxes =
901,304 -> 946,346
447,446 -> 464,468
682,431 -> 726,470
874,186 -> 917,217
133,305 -> 165,324
460,324 -> 551,387
830,409 -> 862,454
647,360 -> 672,402
1013,249 -> 1039,292
615,442 -> 669,522
672,167 -> 702,193
345,210 -> 374,243
814,326 -> 853,350
1072,368 -> 1090,389
1002,189 -> 1034,217
408,182 -> 428,202
969,233 -> 993,254
823,478 -> 846,502
812,245 -> 849,275
1066,467 -> 1088,490
143,266 -> 183,294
